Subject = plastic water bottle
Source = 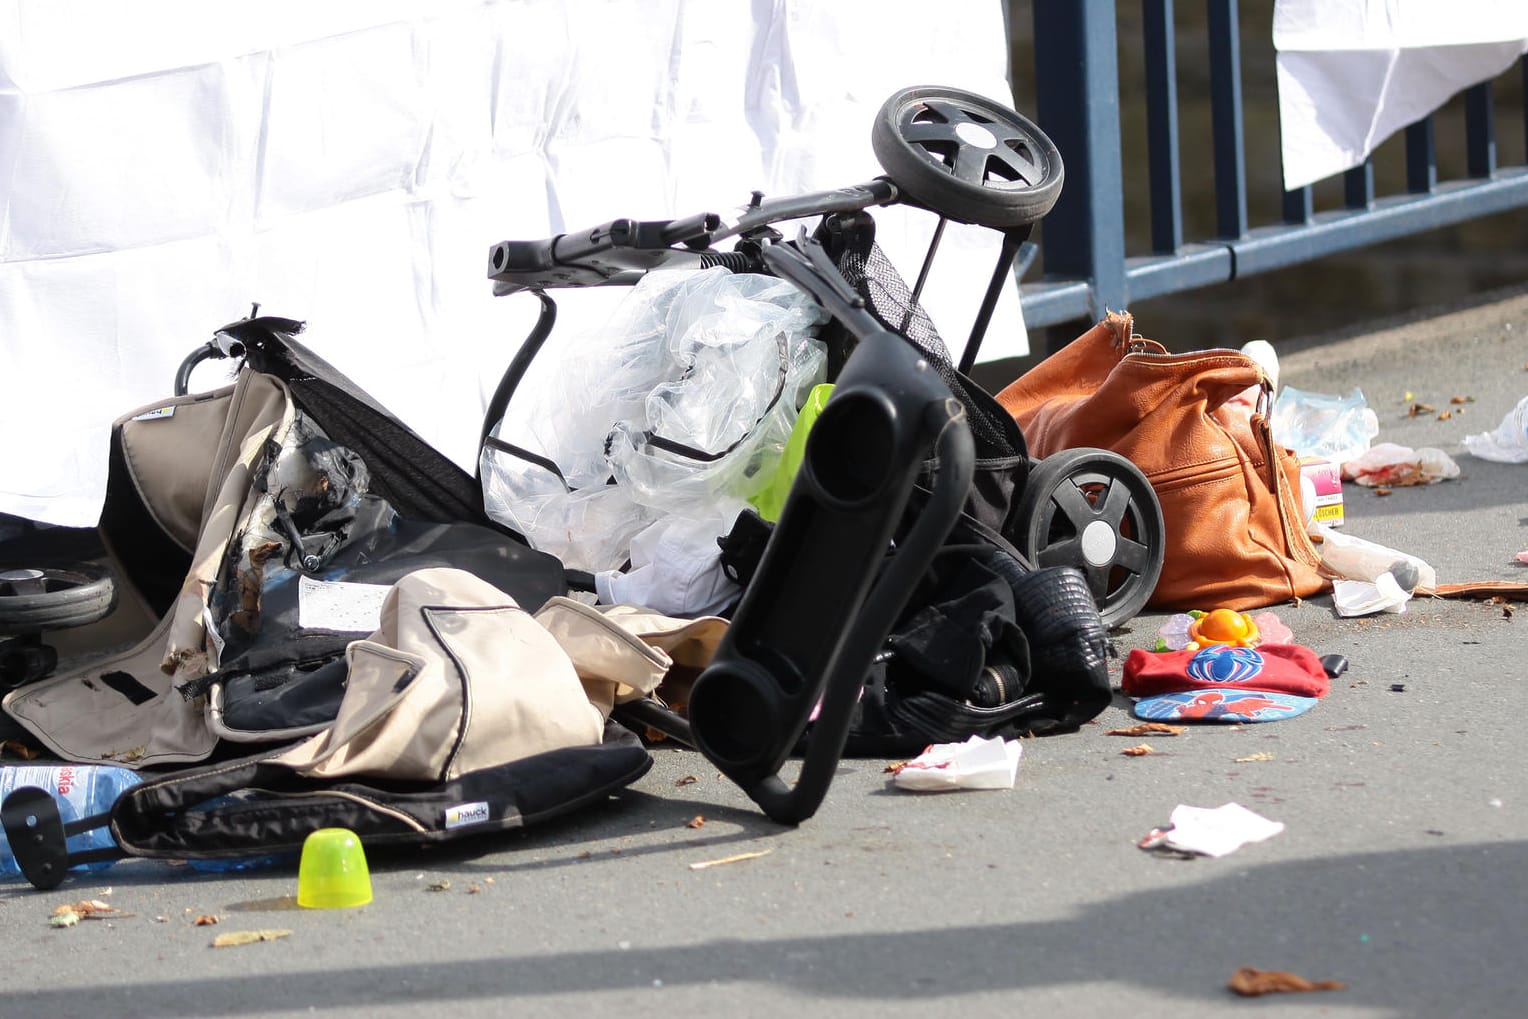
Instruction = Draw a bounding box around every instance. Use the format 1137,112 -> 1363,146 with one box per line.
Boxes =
0,764 -> 142,880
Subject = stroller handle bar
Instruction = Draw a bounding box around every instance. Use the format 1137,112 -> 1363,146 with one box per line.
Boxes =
486,179 -> 900,296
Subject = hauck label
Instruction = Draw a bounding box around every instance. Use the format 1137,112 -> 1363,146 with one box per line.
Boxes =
444,802 -> 491,830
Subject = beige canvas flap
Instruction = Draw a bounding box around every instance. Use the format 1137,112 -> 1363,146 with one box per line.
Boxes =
4,370 -> 294,768
274,568 -> 604,782
533,597 -> 727,716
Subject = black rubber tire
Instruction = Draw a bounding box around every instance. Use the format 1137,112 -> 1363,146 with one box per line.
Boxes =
1011,448 -> 1164,629
871,85 -> 1064,228
0,563 -> 117,635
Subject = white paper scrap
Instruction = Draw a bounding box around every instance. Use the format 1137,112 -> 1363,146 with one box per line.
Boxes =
297,575 -> 390,633
1162,803 -> 1285,858
892,735 -> 1022,792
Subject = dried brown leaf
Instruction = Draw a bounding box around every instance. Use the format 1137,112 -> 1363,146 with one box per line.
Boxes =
1438,410 -> 1453,421
674,775 -> 698,787
1120,744 -> 1156,756
1106,723 -> 1184,737
211,929 -> 292,948
193,915 -> 220,926
1228,967 -> 1345,996
1449,395 -> 1474,404
686,815 -> 706,829
1407,402 -> 1435,417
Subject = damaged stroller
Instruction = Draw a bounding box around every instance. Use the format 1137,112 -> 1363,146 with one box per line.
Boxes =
478,85 -> 1165,821
1,87 -> 1164,889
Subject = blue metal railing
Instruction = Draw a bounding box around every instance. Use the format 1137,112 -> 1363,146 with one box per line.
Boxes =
1016,0 -> 1528,349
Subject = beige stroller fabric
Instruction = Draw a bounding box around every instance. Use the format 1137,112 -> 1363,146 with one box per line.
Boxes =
273,571 -> 725,781
4,372 -> 292,766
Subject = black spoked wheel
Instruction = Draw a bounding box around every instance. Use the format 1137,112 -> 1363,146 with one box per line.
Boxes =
0,563 -> 116,635
871,85 -> 1064,228
1012,449 -> 1164,629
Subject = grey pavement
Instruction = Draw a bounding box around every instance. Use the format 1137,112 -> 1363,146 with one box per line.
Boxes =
2,285 -> 1527,1019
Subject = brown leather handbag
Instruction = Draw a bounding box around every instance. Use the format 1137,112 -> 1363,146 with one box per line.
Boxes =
996,311 -> 1331,611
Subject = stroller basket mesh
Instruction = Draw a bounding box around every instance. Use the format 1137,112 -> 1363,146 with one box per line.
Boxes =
833,241 -> 1019,459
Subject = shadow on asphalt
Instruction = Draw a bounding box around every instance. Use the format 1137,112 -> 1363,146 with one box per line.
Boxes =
1,838 -> 1521,1016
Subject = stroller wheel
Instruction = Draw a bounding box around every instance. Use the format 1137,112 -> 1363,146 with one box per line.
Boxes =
872,85 -> 1064,229
1011,449 -> 1163,629
0,563 -> 116,636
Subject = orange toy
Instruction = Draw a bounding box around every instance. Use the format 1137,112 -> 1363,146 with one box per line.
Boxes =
1185,608 -> 1261,650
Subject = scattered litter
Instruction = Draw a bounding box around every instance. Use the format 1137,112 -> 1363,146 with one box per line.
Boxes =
193,915 -> 220,926
1234,752 -> 1276,763
1228,966 -> 1345,997
1462,395 -> 1528,463
688,849 -> 772,871
1390,684 -> 1406,693
1120,744 -> 1156,757
1333,574 -> 1411,617
211,929 -> 293,948
686,816 -> 706,829
426,880 -> 452,892
1342,442 -> 1459,486
891,735 -> 1022,791
50,900 -> 129,923
1106,723 -> 1185,737
674,775 -> 699,787
1516,551 -> 1528,565
1140,803 -> 1285,858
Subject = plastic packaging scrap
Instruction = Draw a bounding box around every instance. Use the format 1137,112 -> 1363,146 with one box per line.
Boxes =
1462,395 -> 1528,464
1270,385 -> 1380,465
1309,522 -> 1435,590
1308,521 -> 1434,616
1341,441 -> 1459,487
480,267 -> 828,575
891,735 -> 1023,792
1138,802 -> 1284,858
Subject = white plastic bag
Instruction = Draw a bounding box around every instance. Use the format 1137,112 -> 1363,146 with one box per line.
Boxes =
1341,442 -> 1460,486
481,267 -> 827,576
1462,395 -> 1528,464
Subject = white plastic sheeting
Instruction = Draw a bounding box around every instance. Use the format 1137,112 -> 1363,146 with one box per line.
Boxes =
1275,0 -> 1528,189
0,0 -> 1019,526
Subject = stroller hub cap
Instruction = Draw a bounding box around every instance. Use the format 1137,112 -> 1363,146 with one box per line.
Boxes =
1080,520 -> 1118,568
954,122 -> 997,149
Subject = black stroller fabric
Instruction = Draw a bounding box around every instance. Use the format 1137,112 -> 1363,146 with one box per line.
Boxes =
106,720 -> 651,863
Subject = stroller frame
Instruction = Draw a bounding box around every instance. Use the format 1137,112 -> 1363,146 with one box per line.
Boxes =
481,86 -> 1164,823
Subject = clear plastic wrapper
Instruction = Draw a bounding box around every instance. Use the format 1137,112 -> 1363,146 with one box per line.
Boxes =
1270,385 -> 1380,465
482,267 -> 827,576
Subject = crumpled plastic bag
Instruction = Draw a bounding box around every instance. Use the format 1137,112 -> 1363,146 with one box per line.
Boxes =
1271,385 -> 1380,465
1341,442 -> 1459,486
1463,395 -> 1528,464
481,267 -> 828,574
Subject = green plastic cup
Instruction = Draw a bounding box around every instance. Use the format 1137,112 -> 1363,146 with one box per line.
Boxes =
296,828 -> 372,909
